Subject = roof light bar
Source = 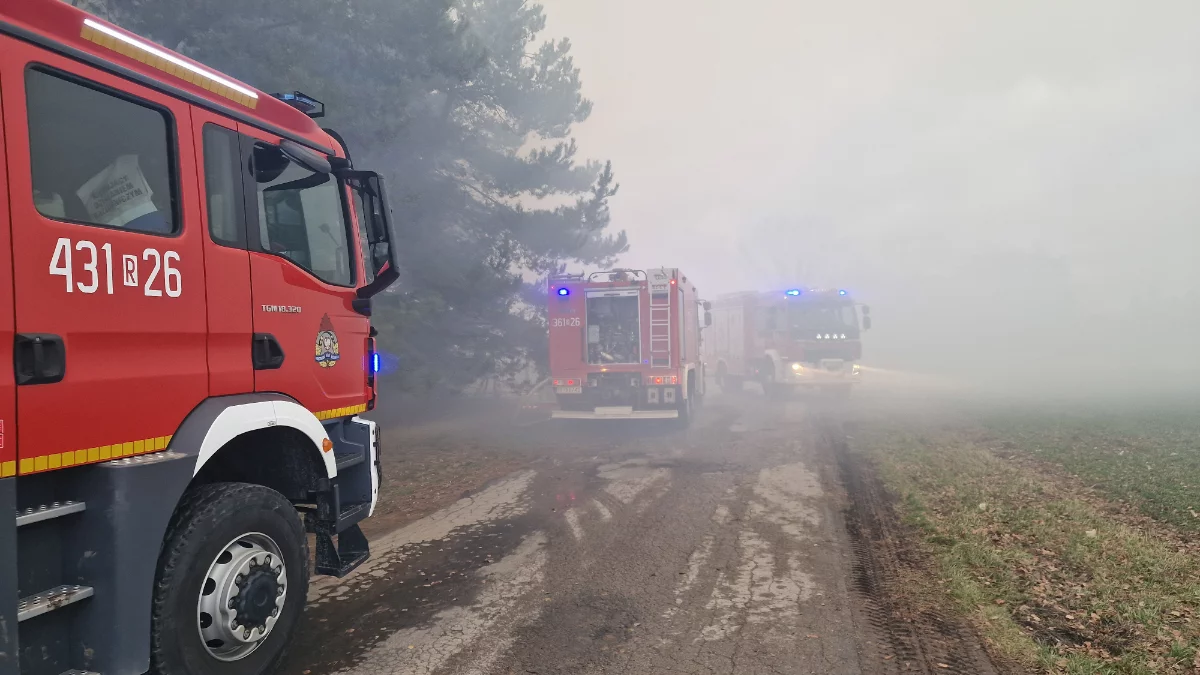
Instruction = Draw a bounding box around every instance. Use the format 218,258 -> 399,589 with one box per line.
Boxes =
82,19 -> 259,102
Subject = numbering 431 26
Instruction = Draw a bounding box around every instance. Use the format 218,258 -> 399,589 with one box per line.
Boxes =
49,237 -> 181,297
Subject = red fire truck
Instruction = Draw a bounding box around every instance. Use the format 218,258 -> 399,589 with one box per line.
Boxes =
706,288 -> 870,396
547,269 -> 710,423
0,3 -> 401,675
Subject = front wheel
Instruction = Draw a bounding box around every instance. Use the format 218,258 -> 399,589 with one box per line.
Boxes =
151,483 -> 309,675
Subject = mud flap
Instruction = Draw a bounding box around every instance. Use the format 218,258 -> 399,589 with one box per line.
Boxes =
314,523 -> 370,577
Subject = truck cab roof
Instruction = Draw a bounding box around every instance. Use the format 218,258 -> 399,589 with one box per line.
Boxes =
1,0 -> 338,154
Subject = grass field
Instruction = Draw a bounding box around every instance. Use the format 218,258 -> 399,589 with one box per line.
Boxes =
853,401 -> 1200,674
984,407 -> 1200,534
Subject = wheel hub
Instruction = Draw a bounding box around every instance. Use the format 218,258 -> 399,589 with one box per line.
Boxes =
234,562 -> 281,628
197,533 -> 287,662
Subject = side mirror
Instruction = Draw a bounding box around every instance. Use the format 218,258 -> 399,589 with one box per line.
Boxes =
703,300 -> 712,311
340,170 -> 399,299
861,305 -> 871,316
704,311 -> 712,327
863,316 -> 872,330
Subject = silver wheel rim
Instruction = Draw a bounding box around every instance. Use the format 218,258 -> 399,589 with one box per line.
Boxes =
196,532 -> 287,662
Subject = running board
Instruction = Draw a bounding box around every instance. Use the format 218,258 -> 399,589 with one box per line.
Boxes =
17,500 -> 86,527
18,585 -> 94,621
60,670 -> 101,675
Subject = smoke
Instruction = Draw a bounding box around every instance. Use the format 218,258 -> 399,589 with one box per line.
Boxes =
540,0 -> 1200,398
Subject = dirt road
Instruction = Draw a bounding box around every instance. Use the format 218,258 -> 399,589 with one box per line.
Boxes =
280,390 -> 998,675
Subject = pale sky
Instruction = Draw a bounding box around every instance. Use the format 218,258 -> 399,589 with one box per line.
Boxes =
538,0 -> 1200,383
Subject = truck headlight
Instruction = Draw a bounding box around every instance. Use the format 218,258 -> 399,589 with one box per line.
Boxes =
791,362 -> 802,372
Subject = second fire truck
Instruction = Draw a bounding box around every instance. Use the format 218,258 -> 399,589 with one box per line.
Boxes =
706,288 -> 870,396
547,269 -> 709,423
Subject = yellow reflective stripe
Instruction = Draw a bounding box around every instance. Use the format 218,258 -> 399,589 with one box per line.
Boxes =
16,434 -> 176,474
312,403 -> 368,421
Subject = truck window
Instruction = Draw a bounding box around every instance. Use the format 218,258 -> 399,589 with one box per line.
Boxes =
252,143 -> 352,286
26,68 -> 177,234
202,124 -> 245,247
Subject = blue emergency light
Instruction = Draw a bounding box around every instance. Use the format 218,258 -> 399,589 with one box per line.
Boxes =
839,289 -> 847,296
371,353 -> 381,373
556,287 -> 570,297
785,289 -> 801,296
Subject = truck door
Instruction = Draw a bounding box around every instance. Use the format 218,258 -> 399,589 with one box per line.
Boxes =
1,45 -> 209,472
193,111 -> 253,396
236,124 -> 368,416
0,64 -> 15,480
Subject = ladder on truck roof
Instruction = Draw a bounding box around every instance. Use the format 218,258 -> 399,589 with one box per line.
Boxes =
649,271 -> 672,367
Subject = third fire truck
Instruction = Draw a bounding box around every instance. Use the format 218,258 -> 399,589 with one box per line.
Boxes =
706,288 -> 870,396
547,269 -> 709,423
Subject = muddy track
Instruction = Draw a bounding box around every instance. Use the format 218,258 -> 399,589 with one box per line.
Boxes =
822,419 -> 999,675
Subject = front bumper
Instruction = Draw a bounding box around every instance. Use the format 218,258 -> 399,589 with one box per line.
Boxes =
784,360 -> 860,385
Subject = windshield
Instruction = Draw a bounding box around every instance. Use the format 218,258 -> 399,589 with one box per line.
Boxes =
788,303 -> 859,337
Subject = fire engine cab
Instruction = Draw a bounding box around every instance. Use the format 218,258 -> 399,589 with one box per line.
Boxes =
547,269 -> 709,423
707,288 -> 870,396
0,3 -> 400,675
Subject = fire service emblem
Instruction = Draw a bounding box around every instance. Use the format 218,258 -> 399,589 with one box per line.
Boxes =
315,314 -> 340,368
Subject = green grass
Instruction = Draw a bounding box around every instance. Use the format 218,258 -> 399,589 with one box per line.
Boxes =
983,406 -> 1200,533
859,420 -> 1200,674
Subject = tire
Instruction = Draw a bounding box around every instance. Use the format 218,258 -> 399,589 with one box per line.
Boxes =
677,387 -> 693,428
151,483 -> 309,675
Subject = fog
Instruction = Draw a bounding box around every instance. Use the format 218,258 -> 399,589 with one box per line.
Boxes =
539,0 -> 1200,395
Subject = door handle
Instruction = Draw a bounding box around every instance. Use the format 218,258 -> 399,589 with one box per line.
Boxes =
252,333 -> 286,370
14,333 -> 66,385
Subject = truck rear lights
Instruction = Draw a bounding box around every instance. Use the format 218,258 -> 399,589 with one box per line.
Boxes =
553,379 -> 578,387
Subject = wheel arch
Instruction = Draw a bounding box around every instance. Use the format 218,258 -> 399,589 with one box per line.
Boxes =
171,393 -> 335,500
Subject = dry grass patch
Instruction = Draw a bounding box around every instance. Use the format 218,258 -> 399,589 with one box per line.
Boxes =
857,423 -> 1200,674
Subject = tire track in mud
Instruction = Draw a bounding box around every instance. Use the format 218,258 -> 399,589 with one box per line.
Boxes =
823,418 -> 999,675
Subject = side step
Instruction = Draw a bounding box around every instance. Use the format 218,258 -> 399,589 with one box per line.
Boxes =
334,451 -> 365,472
336,501 -> 370,532
18,584 -> 94,622
314,523 -> 370,577
16,500 -> 85,527
61,670 -> 101,675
